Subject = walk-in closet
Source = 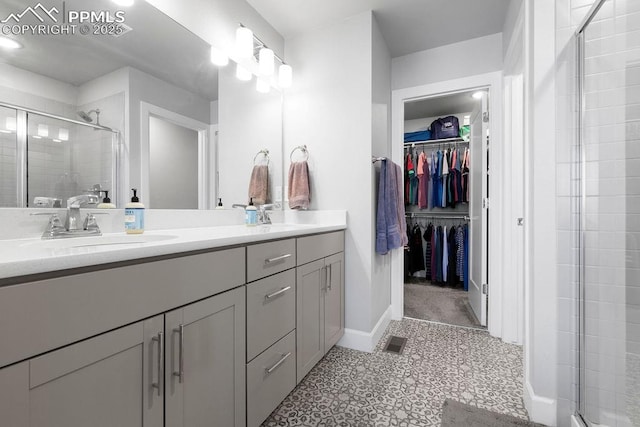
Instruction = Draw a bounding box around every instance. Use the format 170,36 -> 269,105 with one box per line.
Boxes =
402,90 -> 490,328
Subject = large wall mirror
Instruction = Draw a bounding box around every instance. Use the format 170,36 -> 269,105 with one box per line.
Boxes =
0,0 -> 284,209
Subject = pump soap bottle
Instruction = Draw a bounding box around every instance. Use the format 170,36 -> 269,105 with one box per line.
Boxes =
245,198 -> 257,226
125,188 -> 145,234
97,191 -> 116,209
216,198 -> 224,210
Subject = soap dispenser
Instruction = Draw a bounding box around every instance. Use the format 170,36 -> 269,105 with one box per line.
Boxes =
125,188 -> 145,234
216,198 -> 224,210
245,198 -> 257,226
97,191 -> 116,209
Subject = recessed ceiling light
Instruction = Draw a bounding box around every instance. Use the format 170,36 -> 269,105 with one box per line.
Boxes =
472,91 -> 485,100
0,37 -> 22,49
112,0 -> 134,6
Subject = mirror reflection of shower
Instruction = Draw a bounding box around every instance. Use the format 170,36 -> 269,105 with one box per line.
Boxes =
77,109 -> 101,126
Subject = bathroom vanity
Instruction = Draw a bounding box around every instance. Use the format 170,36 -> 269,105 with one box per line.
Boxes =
0,224 -> 345,427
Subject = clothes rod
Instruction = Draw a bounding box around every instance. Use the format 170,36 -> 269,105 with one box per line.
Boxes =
404,137 -> 467,147
406,212 -> 470,221
372,157 -> 386,164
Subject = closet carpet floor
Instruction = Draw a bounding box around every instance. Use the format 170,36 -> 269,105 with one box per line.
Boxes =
404,282 -> 481,328
263,318 -> 528,427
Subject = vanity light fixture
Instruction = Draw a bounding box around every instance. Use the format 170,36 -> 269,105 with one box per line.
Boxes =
37,124 -> 49,137
256,78 -> 270,94
235,26 -> 253,59
5,117 -> 16,132
0,36 -> 21,49
111,0 -> 134,6
258,47 -> 274,76
236,63 -> 252,81
278,64 -> 292,88
58,128 -> 69,141
31,135 -> 42,139
210,46 -> 229,66
53,139 -> 61,142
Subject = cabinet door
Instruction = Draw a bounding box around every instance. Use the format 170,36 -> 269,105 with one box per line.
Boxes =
296,259 -> 326,383
0,362 -> 28,426
27,316 -> 163,427
324,252 -> 345,352
165,286 -> 246,427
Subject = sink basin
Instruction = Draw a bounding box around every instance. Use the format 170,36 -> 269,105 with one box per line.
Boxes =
20,233 -> 178,250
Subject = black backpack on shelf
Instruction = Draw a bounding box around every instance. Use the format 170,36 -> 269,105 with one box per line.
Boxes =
430,116 -> 460,140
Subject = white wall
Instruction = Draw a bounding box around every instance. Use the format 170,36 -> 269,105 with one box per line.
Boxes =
128,67 -> 211,202
392,33 -> 503,91
218,65 -> 283,207
523,0 -> 558,425
371,15 -> 392,330
149,116 -> 199,209
284,11 -> 376,335
0,63 -> 77,108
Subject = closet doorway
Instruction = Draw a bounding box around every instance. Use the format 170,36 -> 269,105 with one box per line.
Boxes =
402,90 -> 489,329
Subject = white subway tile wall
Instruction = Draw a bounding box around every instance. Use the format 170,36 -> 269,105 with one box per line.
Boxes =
557,0 -> 640,425
0,107 -> 17,207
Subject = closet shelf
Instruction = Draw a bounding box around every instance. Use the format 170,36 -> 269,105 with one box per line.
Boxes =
404,137 -> 466,147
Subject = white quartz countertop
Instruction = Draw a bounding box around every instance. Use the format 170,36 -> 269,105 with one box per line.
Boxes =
0,223 -> 346,282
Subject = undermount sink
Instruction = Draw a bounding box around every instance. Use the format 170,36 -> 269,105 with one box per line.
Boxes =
20,233 -> 179,249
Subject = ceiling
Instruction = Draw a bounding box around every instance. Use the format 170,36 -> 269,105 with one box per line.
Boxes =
0,0 -> 218,100
404,91 -> 478,121
246,0 -> 511,57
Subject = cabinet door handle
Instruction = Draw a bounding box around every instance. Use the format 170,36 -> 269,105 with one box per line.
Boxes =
327,264 -> 332,291
265,352 -> 292,374
264,253 -> 292,265
265,286 -> 292,300
151,332 -> 163,396
173,324 -> 184,383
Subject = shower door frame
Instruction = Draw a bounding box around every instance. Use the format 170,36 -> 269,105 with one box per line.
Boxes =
0,101 -> 121,208
575,0 -> 613,424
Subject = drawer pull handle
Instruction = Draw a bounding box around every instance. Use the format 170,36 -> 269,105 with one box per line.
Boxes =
151,332 -> 163,396
265,286 -> 292,300
173,325 -> 184,383
264,253 -> 292,265
265,352 -> 292,374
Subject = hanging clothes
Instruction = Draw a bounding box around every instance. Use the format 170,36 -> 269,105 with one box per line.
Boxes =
423,223 -> 433,280
447,226 -> 458,285
442,225 -> 448,282
455,225 -> 465,279
408,224 -> 425,274
461,148 -> 470,203
417,151 -> 428,209
463,224 -> 469,291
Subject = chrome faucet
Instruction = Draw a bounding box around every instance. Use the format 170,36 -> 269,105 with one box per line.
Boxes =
258,204 -> 274,225
65,194 -> 99,231
40,194 -> 102,239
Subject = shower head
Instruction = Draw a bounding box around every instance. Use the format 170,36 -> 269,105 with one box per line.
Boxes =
77,109 -> 101,125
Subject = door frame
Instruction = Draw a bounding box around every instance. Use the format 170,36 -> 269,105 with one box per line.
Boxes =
140,102 -> 210,209
390,71 -> 508,339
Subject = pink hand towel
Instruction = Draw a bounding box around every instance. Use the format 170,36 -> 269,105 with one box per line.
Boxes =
288,161 -> 310,209
248,164 -> 269,205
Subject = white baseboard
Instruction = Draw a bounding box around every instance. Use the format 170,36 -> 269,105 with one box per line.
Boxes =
524,381 -> 557,426
338,306 -> 392,353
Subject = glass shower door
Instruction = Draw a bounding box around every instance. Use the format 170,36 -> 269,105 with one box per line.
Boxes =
578,0 -> 640,425
0,106 -> 17,207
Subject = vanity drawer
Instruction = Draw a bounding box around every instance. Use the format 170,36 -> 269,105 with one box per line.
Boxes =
247,270 -> 296,361
247,331 -> 296,427
297,231 -> 344,265
247,239 -> 296,282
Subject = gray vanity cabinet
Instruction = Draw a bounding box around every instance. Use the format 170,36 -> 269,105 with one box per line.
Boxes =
0,316 -> 164,427
324,252 -> 345,351
295,231 -> 345,383
165,286 -> 246,427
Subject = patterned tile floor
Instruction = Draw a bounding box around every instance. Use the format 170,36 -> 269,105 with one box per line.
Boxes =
263,318 -> 528,426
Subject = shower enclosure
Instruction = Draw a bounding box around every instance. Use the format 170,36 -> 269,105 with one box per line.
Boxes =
0,102 -> 119,208
577,0 -> 640,425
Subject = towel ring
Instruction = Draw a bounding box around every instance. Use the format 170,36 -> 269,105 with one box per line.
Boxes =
254,149 -> 270,165
290,145 -> 309,162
